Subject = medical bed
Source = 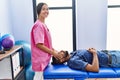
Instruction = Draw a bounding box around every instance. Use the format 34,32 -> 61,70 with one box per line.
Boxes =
44,64 -> 120,80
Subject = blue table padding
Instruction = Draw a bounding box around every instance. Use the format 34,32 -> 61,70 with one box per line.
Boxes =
44,64 -> 88,79
113,68 -> 120,77
44,64 -> 120,80
88,67 -> 117,78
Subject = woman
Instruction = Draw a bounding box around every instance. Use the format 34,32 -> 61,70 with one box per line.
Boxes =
31,2 -> 62,80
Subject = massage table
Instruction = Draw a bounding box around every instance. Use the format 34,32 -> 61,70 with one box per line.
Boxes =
43,64 -> 120,80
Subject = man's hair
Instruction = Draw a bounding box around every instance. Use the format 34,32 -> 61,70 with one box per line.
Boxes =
51,51 -> 69,65
37,2 -> 47,16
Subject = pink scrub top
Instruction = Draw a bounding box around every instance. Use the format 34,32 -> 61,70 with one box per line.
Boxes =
31,20 -> 52,71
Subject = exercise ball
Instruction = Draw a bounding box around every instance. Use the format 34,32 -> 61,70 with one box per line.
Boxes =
15,40 -> 31,67
1,34 -> 14,41
0,43 -> 2,50
1,34 -> 15,51
0,37 -> 2,50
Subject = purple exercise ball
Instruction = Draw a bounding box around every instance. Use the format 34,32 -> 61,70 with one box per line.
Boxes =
1,37 -> 15,49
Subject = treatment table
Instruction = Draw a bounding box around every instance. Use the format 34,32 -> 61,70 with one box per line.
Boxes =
44,64 -> 120,80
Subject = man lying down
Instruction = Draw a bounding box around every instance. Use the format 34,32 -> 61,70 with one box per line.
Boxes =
51,48 -> 120,72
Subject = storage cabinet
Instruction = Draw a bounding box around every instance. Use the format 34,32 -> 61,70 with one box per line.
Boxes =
0,45 -> 25,80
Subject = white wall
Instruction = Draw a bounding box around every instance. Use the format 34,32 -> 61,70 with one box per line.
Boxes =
0,0 -> 13,35
10,0 -> 34,42
0,0 -> 34,43
0,0 -> 107,50
76,0 -> 107,50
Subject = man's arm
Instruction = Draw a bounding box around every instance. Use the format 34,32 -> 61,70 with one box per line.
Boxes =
85,48 -> 99,72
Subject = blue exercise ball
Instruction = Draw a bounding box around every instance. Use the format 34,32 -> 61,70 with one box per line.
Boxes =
0,43 -> 2,50
15,40 -> 31,67
0,37 -> 2,50
1,34 -> 14,41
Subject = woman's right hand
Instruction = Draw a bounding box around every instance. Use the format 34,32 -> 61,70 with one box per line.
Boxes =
52,50 -> 63,60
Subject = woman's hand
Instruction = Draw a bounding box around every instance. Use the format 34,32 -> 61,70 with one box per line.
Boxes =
52,50 -> 63,60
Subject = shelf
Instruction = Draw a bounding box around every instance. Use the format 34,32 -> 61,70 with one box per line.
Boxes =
0,45 -> 25,80
0,45 -> 23,60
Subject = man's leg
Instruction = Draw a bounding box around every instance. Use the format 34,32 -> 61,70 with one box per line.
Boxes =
109,50 -> 120,67
33,71 -> 44,80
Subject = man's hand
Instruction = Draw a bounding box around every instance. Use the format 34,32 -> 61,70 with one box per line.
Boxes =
85,48 -> 99,72
88,48 -> 97,54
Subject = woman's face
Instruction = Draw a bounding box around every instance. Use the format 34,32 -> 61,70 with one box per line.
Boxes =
39,4 -> 49,18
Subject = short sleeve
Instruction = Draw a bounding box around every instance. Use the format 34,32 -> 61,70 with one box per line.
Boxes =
67,56 -> 88,71
33,25 -> 44,45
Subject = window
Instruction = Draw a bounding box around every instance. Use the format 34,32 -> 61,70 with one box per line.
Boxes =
33,0 -> 76,52
107,0 -> 120,50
